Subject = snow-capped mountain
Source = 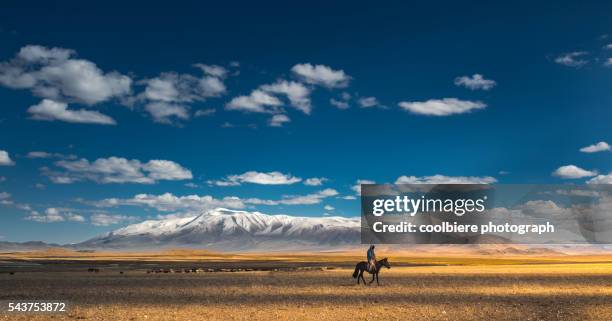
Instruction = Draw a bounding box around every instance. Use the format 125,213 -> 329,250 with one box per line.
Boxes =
78,208 -> 361,251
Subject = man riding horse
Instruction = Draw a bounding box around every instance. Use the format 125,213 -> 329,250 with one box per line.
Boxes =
367,245 -> 376,273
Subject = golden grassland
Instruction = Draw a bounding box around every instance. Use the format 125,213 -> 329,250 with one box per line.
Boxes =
1,249 -> 612,320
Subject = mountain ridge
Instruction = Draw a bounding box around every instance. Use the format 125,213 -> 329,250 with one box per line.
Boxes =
77,208 -> 361,251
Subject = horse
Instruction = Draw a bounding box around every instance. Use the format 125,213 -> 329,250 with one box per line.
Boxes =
352,258 -> 390,285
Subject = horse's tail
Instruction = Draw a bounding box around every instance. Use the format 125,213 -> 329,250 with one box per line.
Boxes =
352,265 -> 359,278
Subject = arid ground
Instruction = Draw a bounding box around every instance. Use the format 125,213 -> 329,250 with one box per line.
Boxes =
1,249 -> 612,321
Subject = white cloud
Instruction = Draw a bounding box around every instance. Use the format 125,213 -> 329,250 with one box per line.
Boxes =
90,213 -> 135,226
395,175 -> 497,184
358,96 -> 380,108
553,165 -> 597,179
144,102 -> 189,124
341,195 -> 357,200
211,171 -> 301,186
28,151 -> 60,159
587,173 -> 612,184
194,108 -> 216,117
304,177 -> 328,186
227,80 -> 311,117
580,141 -> 610,153
0,150 -> 15,166
93,193 -> 247,214
268,114 -> 291,127
324,205 -> 334,211
92,189 -> 339,217
0,45 -> 132,105
46,156 -> 192,184
605,44 -> 612,50
139,68 -> 226,124
65,212 -> 86,222
554,51 -> 588,68
0,192 -> 10,200
247,188 -> 338,205
454,74 -> 496,90
260,80 -> 311,114
141,71 -> 225,103
291,63 -> 350,88
25,207 -> 84,223
330,98 -> 349,109
605,58 -> 612,67
226,89 -> 282,113
142,160 -> 193,181
28,99 -> 116,125
193,64 -> 228,78
398,98 -> 486,116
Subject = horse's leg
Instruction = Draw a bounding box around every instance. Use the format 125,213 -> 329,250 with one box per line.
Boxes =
376,272 -> 380,285
360,271 -> 367,286
356,270 -> 361,285
369,272 -> 375,284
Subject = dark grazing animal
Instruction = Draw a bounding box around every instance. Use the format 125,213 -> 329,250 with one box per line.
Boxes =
352,258 -> 390,285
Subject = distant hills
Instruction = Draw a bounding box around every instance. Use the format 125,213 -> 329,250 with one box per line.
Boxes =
2,207 -> 611,255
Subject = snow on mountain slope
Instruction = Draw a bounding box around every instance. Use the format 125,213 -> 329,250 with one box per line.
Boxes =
78,208 -> 361,251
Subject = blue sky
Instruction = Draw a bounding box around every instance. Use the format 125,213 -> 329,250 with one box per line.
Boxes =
0,0 -> 611,243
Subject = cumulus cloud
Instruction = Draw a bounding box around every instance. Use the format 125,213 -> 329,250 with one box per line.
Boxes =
330,98 -> 349,109
142,160 -> 193,181
90,213 -> 137,226
25,207 -> 85,223
227,80 -> 311,118
193,64 -> 228,78
92,189 -> 339,217
587,173 -> 612,184
304,177 -> 328,186
454,74 -> 497,90
580,141 -> 610,153
45,156 -> 192,184
94,193 -> 247,215
226,89 -> 282,113
141,71 -> 225,103
144,102 -> 189,124
324,205 -> 334,211
210,171 -> 301,186
553,165 -> 597,179
268,114 -> 291,127
395,175 -> 497,184
28,99 -> 116,125
357,96 -> 380,108
398,98 -> 486,116
291,63 -> 350,88
0,45 -> 132,105
260,80 -> 311,114
138,66 -> 227,124
554,51 -> 589,68
0,150 -> 15,166
246,188 -> 339,205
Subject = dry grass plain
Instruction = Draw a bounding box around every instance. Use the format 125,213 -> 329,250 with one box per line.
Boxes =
1,250 -> 612,321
